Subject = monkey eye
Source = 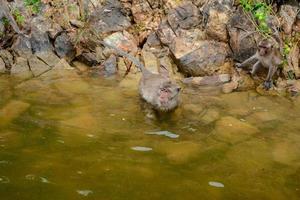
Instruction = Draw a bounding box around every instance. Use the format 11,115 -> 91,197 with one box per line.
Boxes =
160,88 -> 169,92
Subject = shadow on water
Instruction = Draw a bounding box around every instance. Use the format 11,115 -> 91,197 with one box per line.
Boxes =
0,72 -> 300,200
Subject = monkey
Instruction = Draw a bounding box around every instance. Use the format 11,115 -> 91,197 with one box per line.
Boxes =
0,0 -> 22,34
236,38 -> 283,90
100,41 -> 181,112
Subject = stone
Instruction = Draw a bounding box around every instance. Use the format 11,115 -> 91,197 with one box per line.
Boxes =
77,52 -> 99,67
214,116 -> 259,143
183,74 -> 231,86
89,0 -> 131,34
201,109 -> 220,124
167,1 -> 201,31
156,141 -> 202,164
103,54 -> 117,77
203,0 -> 233,42
104,31 -> 138,54
11,57 -> 33,80
142,49 -> 159,74
54,32 -> 75,61
12,35 -> 32,58
176,40 -> 229,76
0,100 -> 30,127
0,21 -> 4,35
0,50 -> 14,69
35,51 -> 61,67
227,8 -> 257,62
28,55 -> 51,77
279,5 -> 298,35
30,28 -> 52,53
0,57 -> 6,73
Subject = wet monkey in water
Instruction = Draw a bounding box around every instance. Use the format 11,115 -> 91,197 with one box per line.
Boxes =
236,38 -> 283,89
100,41 -> 181,113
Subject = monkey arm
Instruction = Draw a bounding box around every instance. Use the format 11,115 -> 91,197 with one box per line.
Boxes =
236,54 -> 258,68
251,61 -> 262,76
263,65 -> 277,90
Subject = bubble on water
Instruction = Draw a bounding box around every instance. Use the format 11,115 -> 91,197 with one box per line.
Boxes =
146,131 -> 179,139
209,181 -> 224,188
57,140 -> 65,144
77,190 -> 93,196
87,134 -> 95,138
131,146 -> 153,152
0,176 -> 10,184
25,174 -> 36,181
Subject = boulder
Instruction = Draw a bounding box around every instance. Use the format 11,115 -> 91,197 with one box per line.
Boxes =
30,28 -> 52,53
227,8 -> 257,62
54,32 -> 76,61
0,57 -> 6,73
202,0 -> 233,42
89,0 -> 131,34
103,54 -> 117,76
10,57 -> 33,80
0,50 -> 14,69
279,5 -> 298,35
11,35 -> 32,58
28,55 -> 51,77
103,31 -> 138,54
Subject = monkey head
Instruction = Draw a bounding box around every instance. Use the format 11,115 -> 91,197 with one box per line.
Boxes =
258,39 -> 274,56
156,81 -> 181,112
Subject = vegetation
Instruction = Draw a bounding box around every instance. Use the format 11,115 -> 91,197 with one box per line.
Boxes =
12,9 -> 25,26
24,0 -> 41,14
240,0 -> 273,36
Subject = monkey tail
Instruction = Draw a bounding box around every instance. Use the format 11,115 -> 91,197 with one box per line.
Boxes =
100,41 -> 149,74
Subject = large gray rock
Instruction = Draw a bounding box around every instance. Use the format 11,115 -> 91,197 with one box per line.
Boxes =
89,0 -> 131,34
279,5 -> 298,35
54,32 -> 75,61
167,1 -> 201,31
11,57 -> 33,80
12,35 -> 32,58
0,57 -> 6,73
227,8 -> 257,62
103,54 -> 117,76
30,28 -> 52,53
202,0 -> 233,42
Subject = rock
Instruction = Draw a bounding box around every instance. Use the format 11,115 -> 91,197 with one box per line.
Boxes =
203,0 -> 233,42
279,5 -> 298,35
103,54 -> 117,76
104,31 -> 138,54
236,71 -> 256,91
170,38 -> 229,76
11,57 -> 33,80
70,19 -> 84,28
227,8 -> 257,62
156,141 -> 202,164
246,111 -> 278,123
183,74 -> 231,86
89,0 -> 131,34
54,32 -> 76,61
0,57 -> 6,73
201,109 -> 220,124
0,21 -> 4,34
273,139 -> 300,166
35,51 -> 60,67
30,28 -> 52,53
28,55 -> 51,77
214,116 -> 259,143
142,49 -> 159,74
167,1 -> 201,31
0,50 -> 14,69
48,23 -> 63,39
73,61 -> 89,73
77,52 -> 99,66
183,104 -> 205,115
0,100 -> 30,127
12,35 -> 32,58
67,3 -> 80,21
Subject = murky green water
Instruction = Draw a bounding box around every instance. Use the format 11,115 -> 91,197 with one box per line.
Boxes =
0,68 -> 300,200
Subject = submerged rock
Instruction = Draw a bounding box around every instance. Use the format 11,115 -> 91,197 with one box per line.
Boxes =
28,55 -> 51,77
214,116 -> 259,143
11,57 -> 33,80
0,100 -> 30,127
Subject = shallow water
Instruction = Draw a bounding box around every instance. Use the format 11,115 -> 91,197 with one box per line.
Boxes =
0,69 -> 300,200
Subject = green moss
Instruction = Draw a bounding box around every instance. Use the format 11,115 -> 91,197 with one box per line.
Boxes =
12,9 -> 25,26
24,0 -> 41,14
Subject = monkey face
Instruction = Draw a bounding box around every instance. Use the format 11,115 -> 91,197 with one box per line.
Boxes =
258,45 -> 273,56
258,40 -> 273,56
156,82 -> 181,111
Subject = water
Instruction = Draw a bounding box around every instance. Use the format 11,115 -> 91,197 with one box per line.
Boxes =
0,68 -> 300,200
